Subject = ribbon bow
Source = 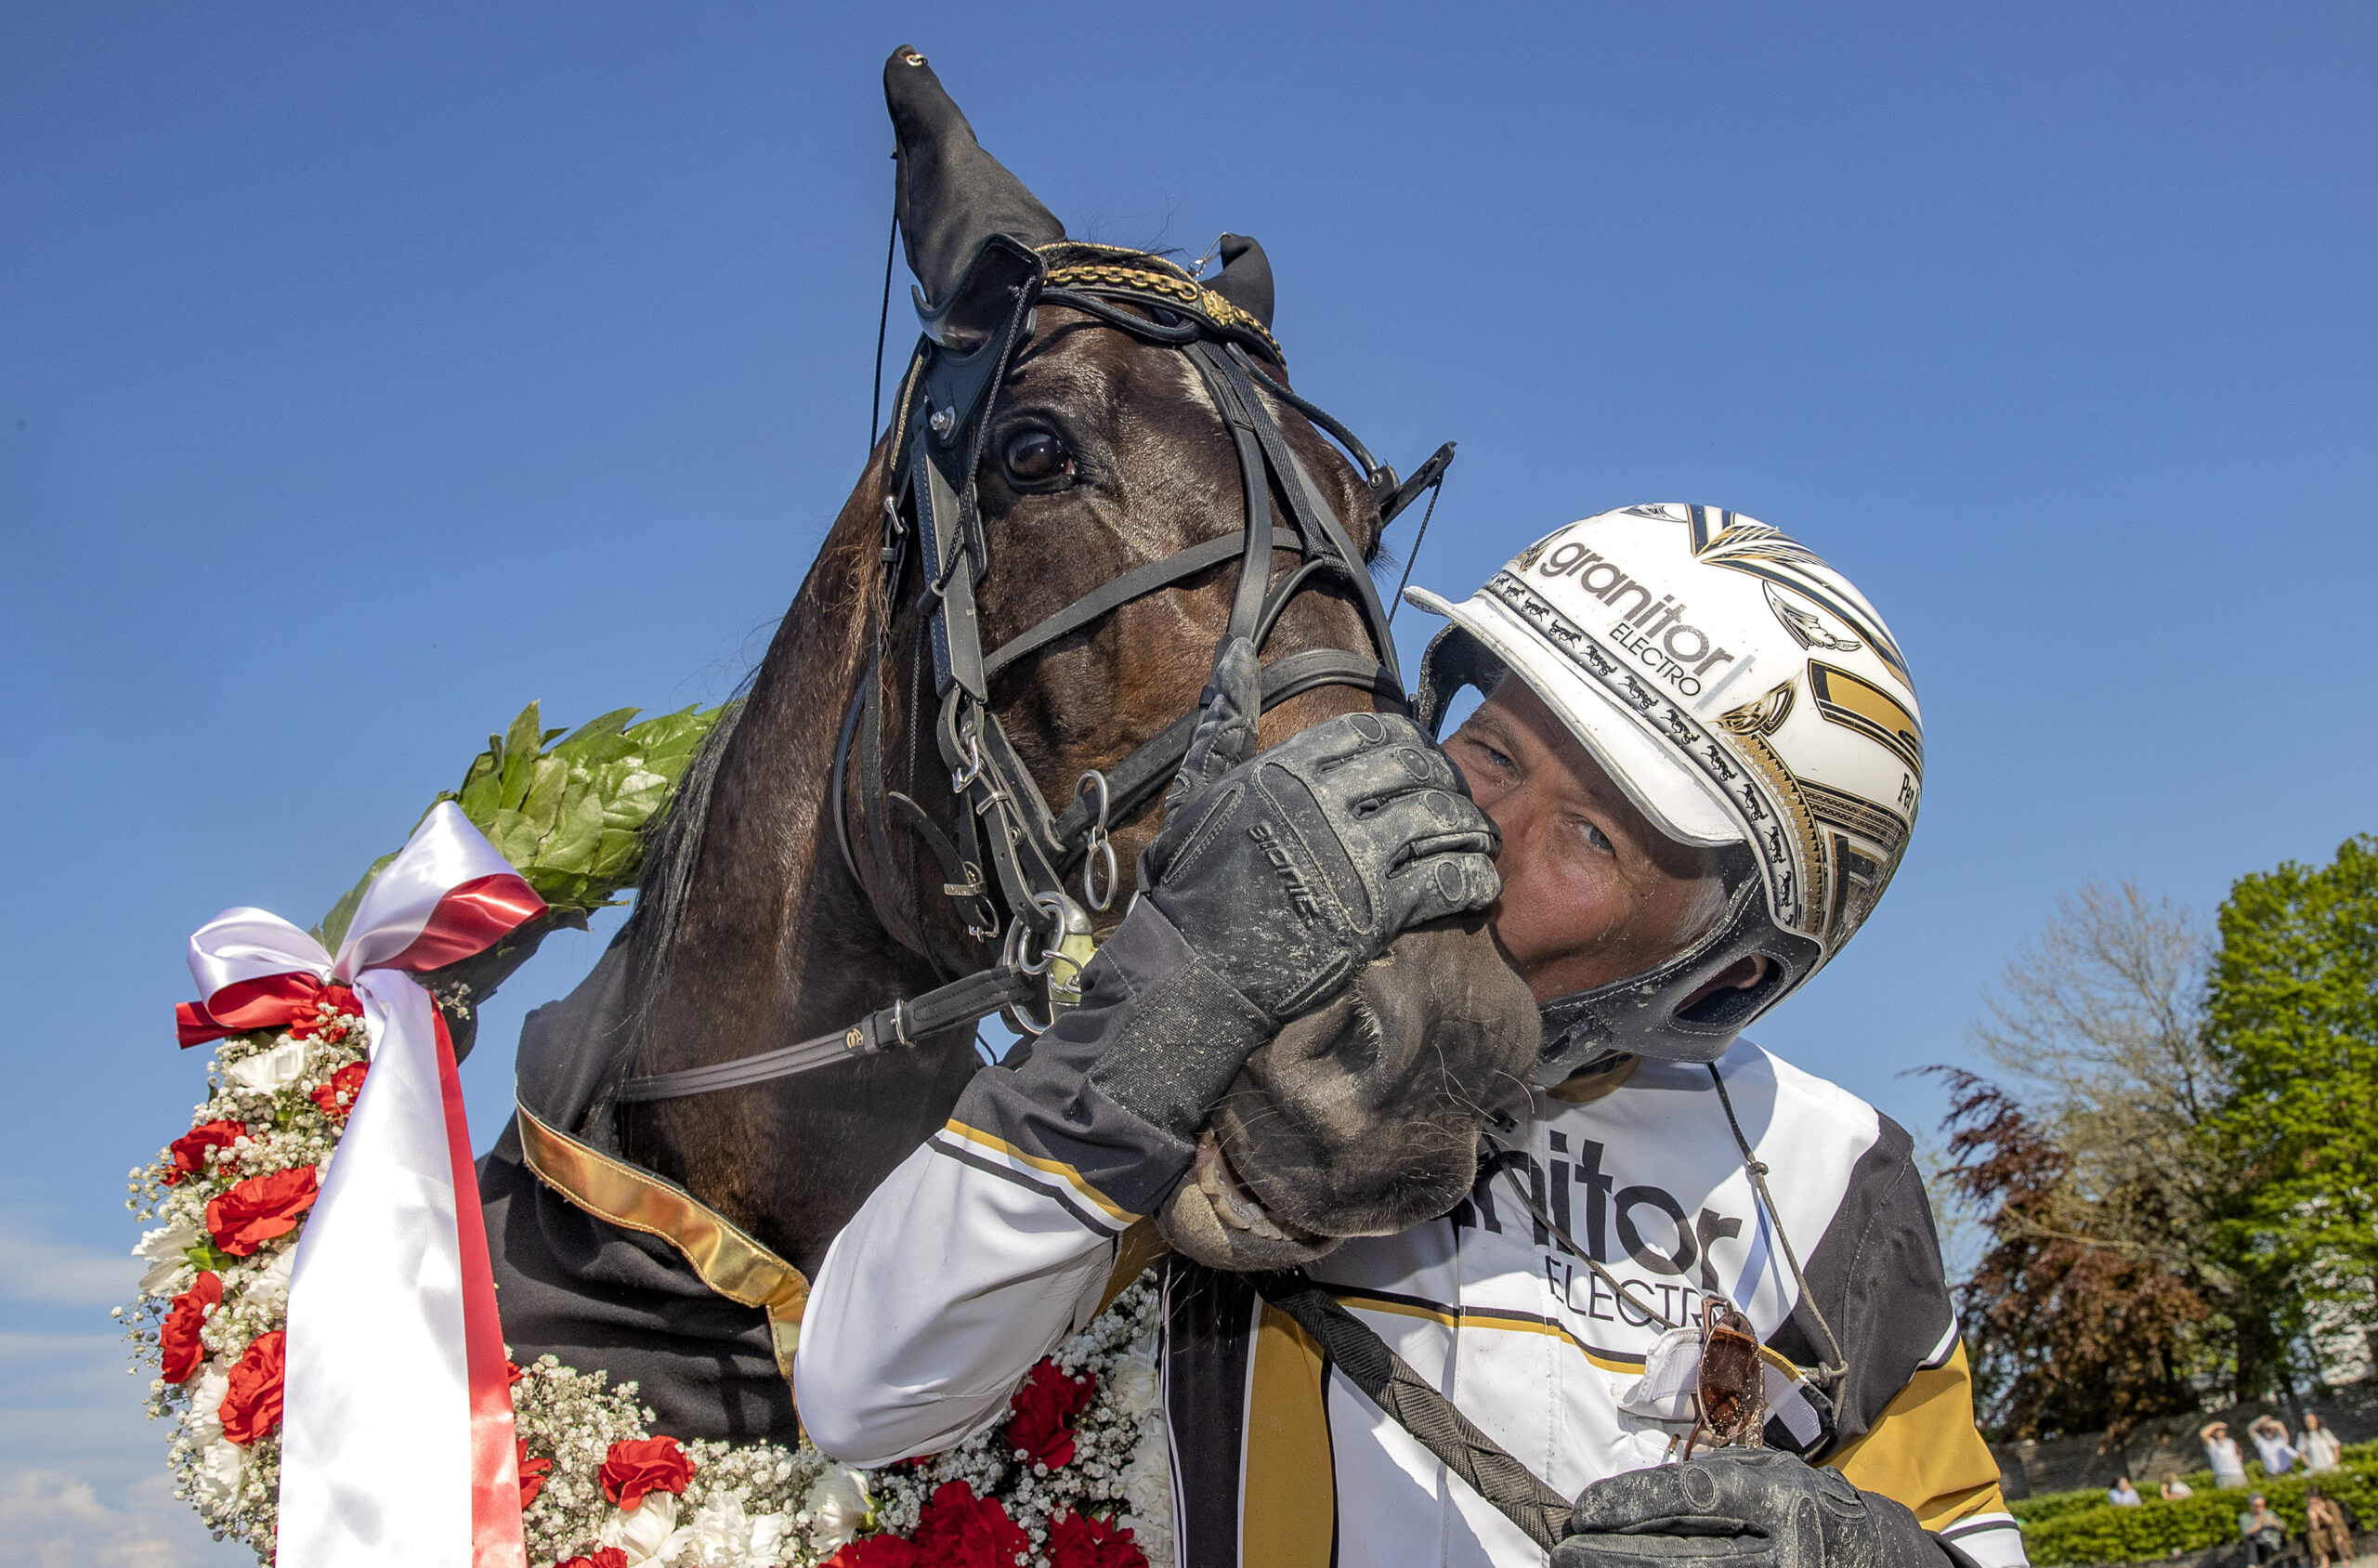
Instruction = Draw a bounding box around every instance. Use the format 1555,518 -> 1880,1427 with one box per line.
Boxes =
179,803 -> 544,1568
176,803 -> 545,1046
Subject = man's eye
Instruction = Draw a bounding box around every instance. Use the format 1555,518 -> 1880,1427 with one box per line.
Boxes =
1576,820 -> 1614,853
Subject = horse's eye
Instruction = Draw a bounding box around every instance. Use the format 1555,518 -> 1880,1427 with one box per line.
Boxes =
1003,429 -> 1072,486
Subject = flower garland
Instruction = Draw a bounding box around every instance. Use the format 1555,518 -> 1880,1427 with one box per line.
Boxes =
125,994 -> 1173,1567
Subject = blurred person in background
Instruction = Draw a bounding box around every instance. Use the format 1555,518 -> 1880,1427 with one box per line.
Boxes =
2302,1414 -> 2344,1475
2241,1495 -> 2286,1566
2306,1485 -> 2354,1568
2207,1422 -> 2251,1489
2252,1415 -> 2299,1478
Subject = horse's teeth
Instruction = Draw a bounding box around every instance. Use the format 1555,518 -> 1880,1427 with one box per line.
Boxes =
1196,1138 -> 1293,1240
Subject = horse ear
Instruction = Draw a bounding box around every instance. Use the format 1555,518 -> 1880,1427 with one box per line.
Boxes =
883,46 -> 1065,319
1208,233 -> 1274,330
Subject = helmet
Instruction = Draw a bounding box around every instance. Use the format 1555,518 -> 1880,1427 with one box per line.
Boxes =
1405,503 -> 1922,1080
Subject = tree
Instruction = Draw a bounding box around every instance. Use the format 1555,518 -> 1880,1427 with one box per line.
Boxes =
2202,835 -> 2378,1377
1931,879 -> 2302,1418
1930,1067 -> 2207,1444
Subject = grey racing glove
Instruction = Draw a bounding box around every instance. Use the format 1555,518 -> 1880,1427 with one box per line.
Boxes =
1553,1451 -> 1956,1568
1085,636 -> 1501,1139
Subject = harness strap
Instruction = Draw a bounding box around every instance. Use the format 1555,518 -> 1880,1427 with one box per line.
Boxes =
614,964 -> 1041,1104
980,529 -> 1303,683
1039,647 -> 1400,855
1251,1271 -> 1571,1552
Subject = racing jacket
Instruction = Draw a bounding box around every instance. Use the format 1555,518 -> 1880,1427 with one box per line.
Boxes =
797,916 -> 2022,1568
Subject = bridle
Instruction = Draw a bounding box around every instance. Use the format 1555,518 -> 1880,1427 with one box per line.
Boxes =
618,237 -> 1450,1104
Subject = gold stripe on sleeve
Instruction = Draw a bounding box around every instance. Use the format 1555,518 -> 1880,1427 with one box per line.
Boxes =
1825,1341 -> 2009,1532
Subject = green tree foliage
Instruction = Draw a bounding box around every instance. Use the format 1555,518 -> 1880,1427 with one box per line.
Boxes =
2202,835 -> 2378,1371
1930,878 -> 2325,1425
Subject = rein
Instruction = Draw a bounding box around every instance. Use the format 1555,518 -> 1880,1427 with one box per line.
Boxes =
619,241 -> 1450,1104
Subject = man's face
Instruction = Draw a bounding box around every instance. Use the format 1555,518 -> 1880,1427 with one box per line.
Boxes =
1444,678 -> 1752,1005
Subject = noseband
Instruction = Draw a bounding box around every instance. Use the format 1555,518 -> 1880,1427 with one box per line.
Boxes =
618,238 -> 1450,1103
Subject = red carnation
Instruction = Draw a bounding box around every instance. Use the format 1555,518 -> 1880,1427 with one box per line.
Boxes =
1048,1509 -> 1149,1568
517,1438 -> 553,1509
289,984 -> 361,1039
308,1062 -> 369,1120
159,1272 -> 222,1384
1005,1359 -> 1097,1469
163,1121 -> 247,1187
598,1435 -> 694,1510
912,1480 -> 1031,1568
827,1537 -> 923,1568
219,1330 -> 286,1445
204,1166 -> 319,1256
556,1552 -> 627,1568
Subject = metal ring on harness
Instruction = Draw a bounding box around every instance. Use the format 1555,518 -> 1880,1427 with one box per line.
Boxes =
1074,770 -> 1117,912
1000,892 -> 1096,1034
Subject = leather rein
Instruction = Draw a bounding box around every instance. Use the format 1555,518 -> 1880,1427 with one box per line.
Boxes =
618,239 -> 1451,1104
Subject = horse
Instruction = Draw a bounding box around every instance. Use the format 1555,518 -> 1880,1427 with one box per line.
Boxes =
476,45 -> 1541,1443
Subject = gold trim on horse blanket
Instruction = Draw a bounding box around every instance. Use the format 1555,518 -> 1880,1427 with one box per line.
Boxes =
517,1101 -> 810,1385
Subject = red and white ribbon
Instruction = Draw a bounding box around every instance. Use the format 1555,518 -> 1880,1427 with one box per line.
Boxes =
180,803 -> 544,1568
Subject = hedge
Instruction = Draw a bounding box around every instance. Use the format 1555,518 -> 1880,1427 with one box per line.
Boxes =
2015,1442 -> 2378,1566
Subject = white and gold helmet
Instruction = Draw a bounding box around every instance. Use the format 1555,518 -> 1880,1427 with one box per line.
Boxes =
1407,503 -> 1922,1077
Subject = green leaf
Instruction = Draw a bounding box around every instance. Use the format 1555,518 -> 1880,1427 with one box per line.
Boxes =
320,697 -> 733,944
312,850 -> 399,952
185,1240 -> 236,1274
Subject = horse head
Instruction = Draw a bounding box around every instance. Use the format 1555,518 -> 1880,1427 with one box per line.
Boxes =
613,47 -> 1539,1292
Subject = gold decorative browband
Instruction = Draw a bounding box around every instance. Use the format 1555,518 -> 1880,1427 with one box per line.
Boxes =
1040,250 -> 1286,367
516,1102 -> 809,1386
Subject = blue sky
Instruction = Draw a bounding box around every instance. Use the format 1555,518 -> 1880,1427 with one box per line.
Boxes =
5,4 -> 2373,1560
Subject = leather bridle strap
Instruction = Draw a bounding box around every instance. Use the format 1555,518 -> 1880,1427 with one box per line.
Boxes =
1251,1270 -> 1571,1552
614,963 -> 1041,1103
980,528 -> 1302,683
625,244 -> 1441,1103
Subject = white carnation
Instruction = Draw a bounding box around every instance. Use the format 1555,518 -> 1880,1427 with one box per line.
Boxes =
226,1037 -> 307,1093
242,1248 -> 295,1310
192,1438 -> 244,1514
748,1511 -> 792,1563
803,1464 -> 871,1552
599,1491 -> 688,1564
134,1222 -> 198,1296
1109,1344 -> 1160,1420
680,1493 -> 757,1567
1121,1416 -> 1173,1567
184,1362 -> 230,1446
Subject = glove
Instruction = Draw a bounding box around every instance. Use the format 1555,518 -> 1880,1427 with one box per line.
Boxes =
1553,1451 -> 1951,1568
1085,637 -> 1501,1138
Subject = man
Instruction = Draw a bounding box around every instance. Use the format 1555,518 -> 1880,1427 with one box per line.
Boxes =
799,504 -> 2022,1568
2241,1495 -> 2287,1565
2110,1477 -> 2143,1508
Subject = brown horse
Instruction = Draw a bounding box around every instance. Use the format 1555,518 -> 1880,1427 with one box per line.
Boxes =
477,46 -> 1539,1442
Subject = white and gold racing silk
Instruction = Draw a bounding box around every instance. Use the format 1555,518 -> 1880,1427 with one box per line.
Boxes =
799,1036 -> 2022,1568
